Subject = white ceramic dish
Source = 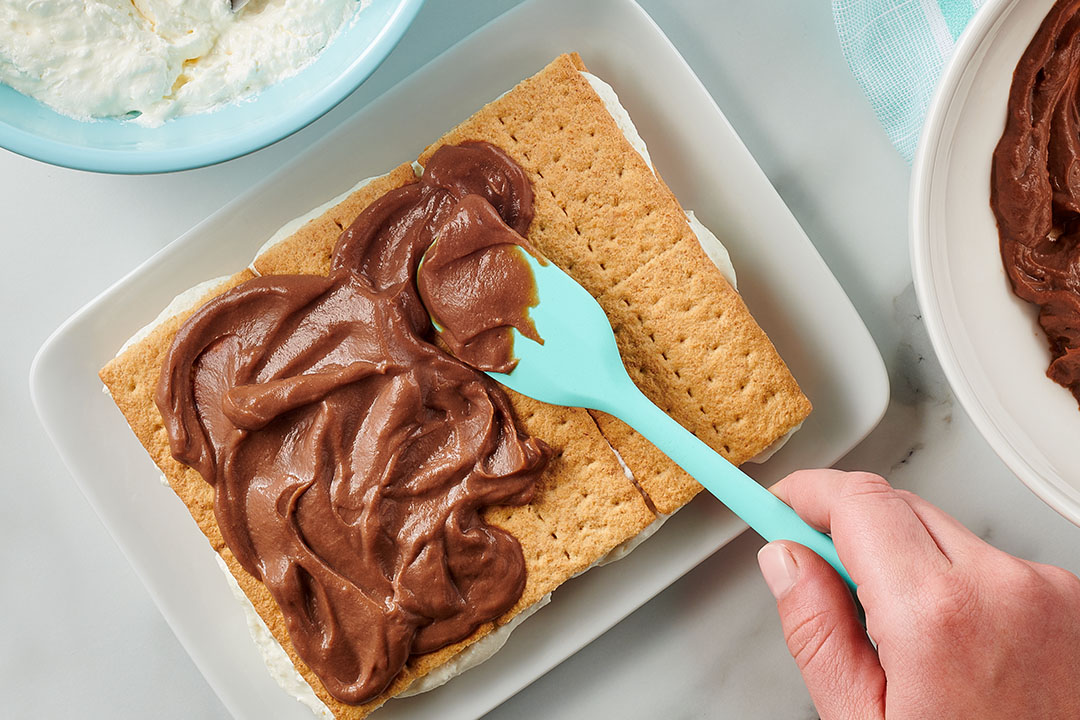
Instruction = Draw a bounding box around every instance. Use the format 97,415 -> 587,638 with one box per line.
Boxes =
31,0 -> 888,717
912,0 -> 1080,527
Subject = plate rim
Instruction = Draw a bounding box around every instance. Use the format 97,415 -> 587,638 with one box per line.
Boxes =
910,0 -> 1080,527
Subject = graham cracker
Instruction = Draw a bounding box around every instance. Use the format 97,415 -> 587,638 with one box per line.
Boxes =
101,164 -> 655,716
419,53 -> 811,514
100,270 -> 255,552
252,164 -> 418,277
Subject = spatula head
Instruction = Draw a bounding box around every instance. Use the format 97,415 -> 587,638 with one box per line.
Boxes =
487,252 -> 632,411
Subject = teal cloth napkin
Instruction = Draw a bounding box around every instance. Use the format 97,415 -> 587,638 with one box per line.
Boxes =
833,0 -> 985,161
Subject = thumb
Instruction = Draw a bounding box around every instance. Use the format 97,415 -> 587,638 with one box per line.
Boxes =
757,541 -> 885,720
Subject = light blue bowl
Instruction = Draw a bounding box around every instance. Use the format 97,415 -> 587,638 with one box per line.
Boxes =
0,0 -> 425,174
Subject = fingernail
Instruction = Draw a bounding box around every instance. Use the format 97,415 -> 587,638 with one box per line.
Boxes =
757,542 -> 798,599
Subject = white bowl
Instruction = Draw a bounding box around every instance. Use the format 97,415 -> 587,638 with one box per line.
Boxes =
912,0 -> 1080,526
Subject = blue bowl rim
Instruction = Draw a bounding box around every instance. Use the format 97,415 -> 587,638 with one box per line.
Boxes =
0,0 -> 426,175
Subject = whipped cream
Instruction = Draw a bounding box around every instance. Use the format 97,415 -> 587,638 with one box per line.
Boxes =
396,594 -> 553,698
215,555 -> 335,719
0,0 -> 364,125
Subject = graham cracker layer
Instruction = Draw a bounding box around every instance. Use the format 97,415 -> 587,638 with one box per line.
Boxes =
99,52 -> 810,719
420,53 -> 811,514
101,165 -> 655,716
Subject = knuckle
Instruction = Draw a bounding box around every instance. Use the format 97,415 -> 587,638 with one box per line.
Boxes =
1015,563 -> 1080,622
893,488 -> 921,504
839,472 -> 894,502
917,572 -> 979,636
991,562 -> 1080,646
1059,571 -> 1080,604
999,560 -> 1055,606
784,606 -> 841,672
1041,564 -> 1080,599
778,469 -> 824,495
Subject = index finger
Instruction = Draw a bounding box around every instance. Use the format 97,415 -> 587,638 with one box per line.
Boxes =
770,469 -> 951,596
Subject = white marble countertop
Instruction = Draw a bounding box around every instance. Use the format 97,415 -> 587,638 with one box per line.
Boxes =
4,1 -> 1078,718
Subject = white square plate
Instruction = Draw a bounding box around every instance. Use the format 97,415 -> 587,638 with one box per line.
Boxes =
31,0 -> 888,717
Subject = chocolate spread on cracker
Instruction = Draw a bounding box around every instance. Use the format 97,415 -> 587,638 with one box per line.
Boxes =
992,0 -> 1080,404
156,141 -> 550,704
418,194 -> 542,373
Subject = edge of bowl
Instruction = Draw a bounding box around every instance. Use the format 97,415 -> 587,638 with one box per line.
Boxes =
910,0 -> 1080,528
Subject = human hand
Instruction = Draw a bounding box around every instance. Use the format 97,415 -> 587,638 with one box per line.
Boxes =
757,469 -> 1080,719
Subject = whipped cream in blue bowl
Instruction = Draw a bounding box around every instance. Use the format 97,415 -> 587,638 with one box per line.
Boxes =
0,0 -> 425,174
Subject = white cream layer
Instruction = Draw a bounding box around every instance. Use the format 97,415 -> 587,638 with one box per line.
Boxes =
118,276 -> 232,355
0,0 -> 364,126
249,173 -> 382,270
216,555 -> 335,718
396,593 -> 552,698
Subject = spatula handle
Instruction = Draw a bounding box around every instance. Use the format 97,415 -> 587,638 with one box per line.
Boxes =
604,386 -> 855,592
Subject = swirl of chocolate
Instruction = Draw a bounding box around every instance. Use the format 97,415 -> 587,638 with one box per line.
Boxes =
418,194 -> 543,373
156,142 -> 550,704
992,0 -> 1080,403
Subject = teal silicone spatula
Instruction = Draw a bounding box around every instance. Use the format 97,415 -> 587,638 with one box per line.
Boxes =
453,250 -> 855,591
